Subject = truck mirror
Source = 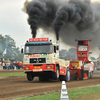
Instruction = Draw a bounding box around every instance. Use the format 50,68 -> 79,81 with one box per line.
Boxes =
21,48 -> 23,53
57,45 -> 59,50
54,46 -> 56,53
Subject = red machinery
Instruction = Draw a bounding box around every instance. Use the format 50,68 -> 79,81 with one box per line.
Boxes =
69,39 -> 94,80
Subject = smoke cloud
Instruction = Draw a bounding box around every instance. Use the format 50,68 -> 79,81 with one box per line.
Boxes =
23,0 -> 64,37
23,0 -> 100,50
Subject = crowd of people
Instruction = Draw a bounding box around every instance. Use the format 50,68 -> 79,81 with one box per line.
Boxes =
3,61 -> 24,70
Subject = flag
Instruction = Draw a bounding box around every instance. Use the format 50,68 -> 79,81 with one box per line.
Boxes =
2,48 -> 7,56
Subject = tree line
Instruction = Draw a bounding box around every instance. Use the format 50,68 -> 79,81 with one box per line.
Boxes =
0,34 -> 23,62
59,48 -> 96,60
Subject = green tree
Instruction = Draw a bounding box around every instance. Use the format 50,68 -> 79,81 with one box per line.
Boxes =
0,34 -> 23,62
90,57 -> 96,60
66,48 -> 77,60
59,49 -> 67,59
0,34 -> 5,56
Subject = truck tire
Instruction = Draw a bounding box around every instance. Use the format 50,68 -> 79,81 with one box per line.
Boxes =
56,67 -> 59,80
39,76 -> 49,81
66,69 -> 70,81
88,72 -> 91,79
60,68 -> 70,81
79,69 -> 83,80
39,76 -> 44,82
53,66 -> 59,80
27,73 -> 34,81
90,71 -> 93,78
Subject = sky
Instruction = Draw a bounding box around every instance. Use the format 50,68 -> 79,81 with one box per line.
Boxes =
0,0 -> 100,58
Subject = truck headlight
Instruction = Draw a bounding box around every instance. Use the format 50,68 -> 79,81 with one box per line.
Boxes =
25,67 -> 29,69
47,66 -> 51,69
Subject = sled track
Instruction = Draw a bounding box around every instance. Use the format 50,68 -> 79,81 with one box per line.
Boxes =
0,71 -> 100,100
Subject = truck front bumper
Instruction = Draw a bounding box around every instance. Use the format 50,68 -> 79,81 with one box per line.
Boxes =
24,64 -> 56,73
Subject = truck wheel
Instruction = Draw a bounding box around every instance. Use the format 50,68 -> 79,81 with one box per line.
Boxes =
56,67 -> 59,80
27,73 -> 34,81
88,72 -> 91,79
39,75 -> 49,81
90,72 -> 93,78
92,71 -> 93,76
60,68 -> 70,81
53,66 -> 59,80
79,69 -> 83,80
39,76 -> 44,82
66,68 -> 70,81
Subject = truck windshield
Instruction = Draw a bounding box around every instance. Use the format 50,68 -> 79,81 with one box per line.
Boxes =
24,45 -> 53,54
78,46 -> 87,51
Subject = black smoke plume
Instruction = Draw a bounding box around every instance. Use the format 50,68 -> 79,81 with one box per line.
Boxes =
23,0 -> 64,38
53,0 -> 99,37
23,0 -> 100,50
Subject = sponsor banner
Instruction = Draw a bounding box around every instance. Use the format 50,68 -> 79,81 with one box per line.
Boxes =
30,55 -> 40,58
41,55 -> 47,57
25,55 -> 47,58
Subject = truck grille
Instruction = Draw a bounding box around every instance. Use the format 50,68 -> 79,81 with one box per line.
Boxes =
30,58 -> 46,63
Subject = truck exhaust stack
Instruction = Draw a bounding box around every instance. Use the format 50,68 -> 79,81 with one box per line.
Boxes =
56,32 -> 59,45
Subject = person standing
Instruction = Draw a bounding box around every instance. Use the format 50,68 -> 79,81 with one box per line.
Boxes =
18,62 -> 20,69
6,61 -> 11,70
10,62 -> 14,69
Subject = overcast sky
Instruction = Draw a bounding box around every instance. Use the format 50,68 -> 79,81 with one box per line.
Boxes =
0,0 -> 32,47
0,0 -> 70,49
0,0 -> 100,58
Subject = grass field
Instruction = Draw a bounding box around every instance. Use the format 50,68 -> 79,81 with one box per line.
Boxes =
16,86 -> 100,100
0,72 -> 25,77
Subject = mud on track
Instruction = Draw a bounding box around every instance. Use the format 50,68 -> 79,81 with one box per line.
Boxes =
0,71 -> 100,100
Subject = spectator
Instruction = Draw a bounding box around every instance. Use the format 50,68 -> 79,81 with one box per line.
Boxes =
19,62 -> 24,69
6,61 -> 11,70
3,62 -> 6,69
18,61 -> 20,69
4,62 -> 8,69
21,62 -> 24,69
1,62 -> 3,66
15,61 -> 18,69
13,61 -> 16,69
10,62 -> 14,69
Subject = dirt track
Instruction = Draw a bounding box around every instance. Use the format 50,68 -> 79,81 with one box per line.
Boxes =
0,71 -> 100,100
0,70 -> 23,74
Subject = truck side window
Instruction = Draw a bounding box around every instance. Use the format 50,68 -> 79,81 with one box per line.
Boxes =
26,46 -> 29,53
54,46 -> 56,53
50,45 -> 53,52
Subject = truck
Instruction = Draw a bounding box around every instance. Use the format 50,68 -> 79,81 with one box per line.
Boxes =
21,38 -> 70,81
69,39 -> 94,80
22,37 -> 94,81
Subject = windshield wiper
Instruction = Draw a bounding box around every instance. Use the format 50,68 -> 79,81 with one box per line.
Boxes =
25,53 -> 32,55
25,53 -> 37,55
39,52 -> 48,54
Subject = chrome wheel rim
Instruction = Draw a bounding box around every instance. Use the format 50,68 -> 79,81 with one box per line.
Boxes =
67,71 -> 70,81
